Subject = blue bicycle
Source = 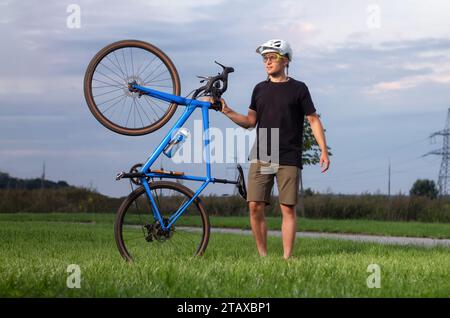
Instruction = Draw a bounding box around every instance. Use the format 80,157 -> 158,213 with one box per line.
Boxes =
84,40 -> 246,261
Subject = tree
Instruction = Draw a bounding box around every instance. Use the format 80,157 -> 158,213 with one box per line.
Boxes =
303,113 -> 333,166
409,179 -> 438,199
299,114 -> 333,217
304,187 -> 315,197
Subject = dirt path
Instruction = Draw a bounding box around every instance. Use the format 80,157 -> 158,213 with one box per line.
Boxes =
180,227 -> 450,247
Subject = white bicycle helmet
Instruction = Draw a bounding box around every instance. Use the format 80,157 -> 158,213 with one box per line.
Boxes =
255,39 -> 293,61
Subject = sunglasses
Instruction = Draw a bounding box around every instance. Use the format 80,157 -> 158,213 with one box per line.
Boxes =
262,53 -> 286,63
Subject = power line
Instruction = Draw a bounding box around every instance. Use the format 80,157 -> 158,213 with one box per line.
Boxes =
306,155 -> 433,182
305,157 -> 438,184
388,157 -> 391,197
306,171 -> 388,183
339,136 -> 429,167
312,139 -> 431,181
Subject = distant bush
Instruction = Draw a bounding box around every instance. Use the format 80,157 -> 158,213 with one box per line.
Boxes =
202,193 -> 450,222
302,193 -> 450,222
1,188 -> 449,222
0,188 -> 122,213
0,171 -> 70,190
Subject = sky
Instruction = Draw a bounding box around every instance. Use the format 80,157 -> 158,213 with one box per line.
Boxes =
0,0 -> 448,198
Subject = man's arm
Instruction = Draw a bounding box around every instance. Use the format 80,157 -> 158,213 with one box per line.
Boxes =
202,97 -> 257,129
306,112 -> 330,172
223,104 -> 257,129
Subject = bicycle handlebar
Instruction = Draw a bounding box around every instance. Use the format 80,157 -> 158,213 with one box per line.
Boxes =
192,61 -> 234,111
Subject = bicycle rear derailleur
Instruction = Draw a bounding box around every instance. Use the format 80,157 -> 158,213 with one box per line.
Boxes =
143,218 -> 174,242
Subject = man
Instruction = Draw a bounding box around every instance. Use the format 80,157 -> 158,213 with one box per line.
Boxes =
210,39 -> 330,259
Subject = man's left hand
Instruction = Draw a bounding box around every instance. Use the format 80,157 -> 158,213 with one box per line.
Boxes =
320,152 -> 330,173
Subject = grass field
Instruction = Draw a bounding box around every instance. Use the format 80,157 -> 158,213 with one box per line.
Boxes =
1,214 -> 450,297
2,213 -> 450,238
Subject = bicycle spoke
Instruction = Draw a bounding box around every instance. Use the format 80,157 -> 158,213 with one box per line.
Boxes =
92,83 -> 123,89
124,235 -> 147,241
136,98 -> 154,124
92,78 -> 123,88
94,70 -> 124,87
136,55 -> 157,79
143,95 -> 166,115
99,61 -> 126,83
174,232 -> 197,246
144,83 -> 172,89
133,99 -> 137,128
146,68 -> 169,84
117,95 -> 128,124
106,54 -> 127,79
108,96 -> 126,119
113,51 -> 127,78
102,95 -> 127,114
142,96 -> 165,121
93,86 -> 123,98
134,196 -> 148,237
97,92 -> 126,107
130,47 -> 135,75
133,98 -> 145,128
125,99 -> 133,128
133,49 -> 146,77
142,62 -> 164,83
146,77 -> 172,83
122,49 -> 129,78
152,188 -> 162,214
105,55 -> 126,78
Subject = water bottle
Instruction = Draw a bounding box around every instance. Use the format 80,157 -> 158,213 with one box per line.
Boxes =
163,128 -> 189,158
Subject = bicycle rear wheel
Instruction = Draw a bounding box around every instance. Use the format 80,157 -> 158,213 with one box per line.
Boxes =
114,181 -> 210,261
84,40 -> 181,135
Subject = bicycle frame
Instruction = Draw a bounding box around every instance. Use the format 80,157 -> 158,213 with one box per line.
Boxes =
130,84 -> 237,231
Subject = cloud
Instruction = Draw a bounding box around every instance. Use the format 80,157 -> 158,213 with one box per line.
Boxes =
0,149 -> 124,157
368,70 -> 450,95
365,45 -> 450,94
368,71 -> 450,94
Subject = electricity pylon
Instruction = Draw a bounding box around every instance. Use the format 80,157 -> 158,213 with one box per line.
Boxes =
424,108 -> 450,197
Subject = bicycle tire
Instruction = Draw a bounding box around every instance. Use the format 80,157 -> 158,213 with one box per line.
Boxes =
114,181 -> 210,261
84,40 -> 181,136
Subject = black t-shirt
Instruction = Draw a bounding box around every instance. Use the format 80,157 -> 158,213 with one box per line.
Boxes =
248,77 -> 316,169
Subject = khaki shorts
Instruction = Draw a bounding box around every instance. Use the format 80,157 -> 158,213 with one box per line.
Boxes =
246,160 -> 300,206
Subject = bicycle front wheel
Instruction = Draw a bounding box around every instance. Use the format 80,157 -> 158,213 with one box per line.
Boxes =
84,40 -> 181,135
114,181 -> 210,262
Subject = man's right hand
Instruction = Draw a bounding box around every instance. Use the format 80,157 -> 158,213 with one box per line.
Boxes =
219,98 -> 231,115
200,97 -> 255,129
200,97 -> 231,115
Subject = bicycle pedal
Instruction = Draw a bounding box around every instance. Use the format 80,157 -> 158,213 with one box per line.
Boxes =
236,164 -> 247,200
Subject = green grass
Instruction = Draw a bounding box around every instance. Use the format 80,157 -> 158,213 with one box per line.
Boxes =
1,213 -> 450,239
0,217 -> 450,297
